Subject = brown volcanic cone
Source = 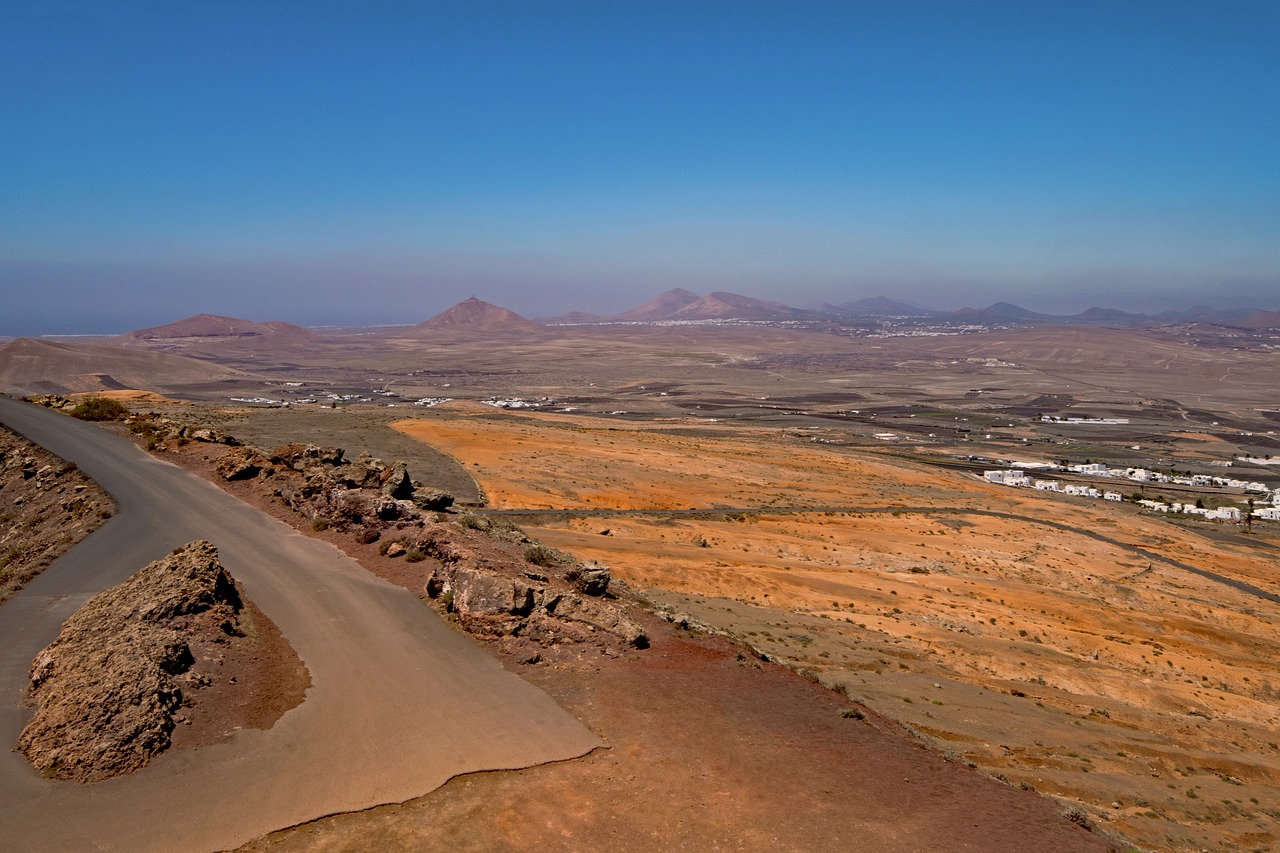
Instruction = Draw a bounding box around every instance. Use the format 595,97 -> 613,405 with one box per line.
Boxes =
0,338 -> 248,395
669,290 -> 811,321
120,313 -> 314,344
409,298 -> 541,334
613,288 -> 702,321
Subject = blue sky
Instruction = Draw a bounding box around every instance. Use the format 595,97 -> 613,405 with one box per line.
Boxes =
2,1 -> 1278,333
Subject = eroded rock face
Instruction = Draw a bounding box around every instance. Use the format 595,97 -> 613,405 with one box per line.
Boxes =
418,523 -> 647,649
18,541 -> 243,782
216,447 -> 268,481
0,425 -> 114,603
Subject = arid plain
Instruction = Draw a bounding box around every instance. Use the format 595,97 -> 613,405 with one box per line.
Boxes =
3,302 -> 1280,852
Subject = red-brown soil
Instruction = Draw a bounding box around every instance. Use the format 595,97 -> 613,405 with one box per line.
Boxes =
170,592 -> 311,752
231,611 -> 1114,853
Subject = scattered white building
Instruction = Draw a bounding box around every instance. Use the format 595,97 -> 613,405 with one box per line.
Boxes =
985,469 -> 1025,485
978,459 -> 1270,521
1041,416 -> 1131,425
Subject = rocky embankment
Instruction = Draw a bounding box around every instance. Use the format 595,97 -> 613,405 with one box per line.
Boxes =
20,541 -> 252,782
116,409 -> 651,659
215,439 -> 649,658
0,424 -> 114,603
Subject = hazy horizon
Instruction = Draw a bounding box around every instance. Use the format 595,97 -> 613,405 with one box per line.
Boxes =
3,2 -> 1278,335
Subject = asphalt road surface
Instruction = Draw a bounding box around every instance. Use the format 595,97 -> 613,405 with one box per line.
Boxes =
0,397 -> 602,853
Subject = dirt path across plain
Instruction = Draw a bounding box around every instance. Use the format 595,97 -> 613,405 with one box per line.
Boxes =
486,505 -> 1280,606
0,397 -> 601,853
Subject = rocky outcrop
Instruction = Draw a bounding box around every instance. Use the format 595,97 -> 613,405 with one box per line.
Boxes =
0,426 -> 114,603
19,541 -> 244,782
417,523 -> 647,650
567,563 -> 612,597
216,447 -> 269,481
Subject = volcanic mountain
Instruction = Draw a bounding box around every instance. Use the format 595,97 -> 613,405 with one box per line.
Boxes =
614,289 -> 815,322
408,298 -> 541,334
954,302 -> 1058,322
120,314 -> 314,345
825,296 -> 941,317
613,288 -> 702,321
670,291 -> 817,321
0,338 -> 249,395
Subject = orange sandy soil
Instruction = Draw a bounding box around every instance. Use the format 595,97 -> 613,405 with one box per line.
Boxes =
393,405 -> 1280,853
153,435 -> 1115,853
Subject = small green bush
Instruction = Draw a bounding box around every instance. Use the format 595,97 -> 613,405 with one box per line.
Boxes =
311,517 -> 331,532
405,549 -> 426,563
70,396 -> 129,421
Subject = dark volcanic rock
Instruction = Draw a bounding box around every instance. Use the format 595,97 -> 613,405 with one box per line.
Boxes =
380,461 -> 414,500
18,541 -> 243,782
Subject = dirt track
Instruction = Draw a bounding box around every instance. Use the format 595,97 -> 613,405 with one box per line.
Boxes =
0,397 -> 601,852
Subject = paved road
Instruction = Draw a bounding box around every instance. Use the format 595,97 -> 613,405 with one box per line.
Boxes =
0,397 -> 602,853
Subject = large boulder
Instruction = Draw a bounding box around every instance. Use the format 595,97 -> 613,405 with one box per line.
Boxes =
270,443 -> 344,470
18,541 -> 243,781
380,461 -> 414,500
216,448 -> 267,481
570,563 -> 612,596
414,489 -> 455,512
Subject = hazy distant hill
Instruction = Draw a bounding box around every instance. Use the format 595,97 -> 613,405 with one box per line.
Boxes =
954,302 -> 1058,322
613,288 -> 702,321
670,291 -> 815,321
1238,310 -> 1280,329
0,338 -> 248,395
1153,305 -> 1251,324
408,297 -> 541,334
539,311 -> 606,325
613,289 -> 816,322
120,313 -> 315,344
825,296 -> 940,317
1071,306 -> 1144,322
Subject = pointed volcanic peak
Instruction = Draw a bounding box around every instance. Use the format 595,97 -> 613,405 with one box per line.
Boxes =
828,296 -> 941,317
0,338 -> 249,396
669,291 -> 815,322
120,313 -> 315,344
613,288 -> 703,321
410,297 -> 542,334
